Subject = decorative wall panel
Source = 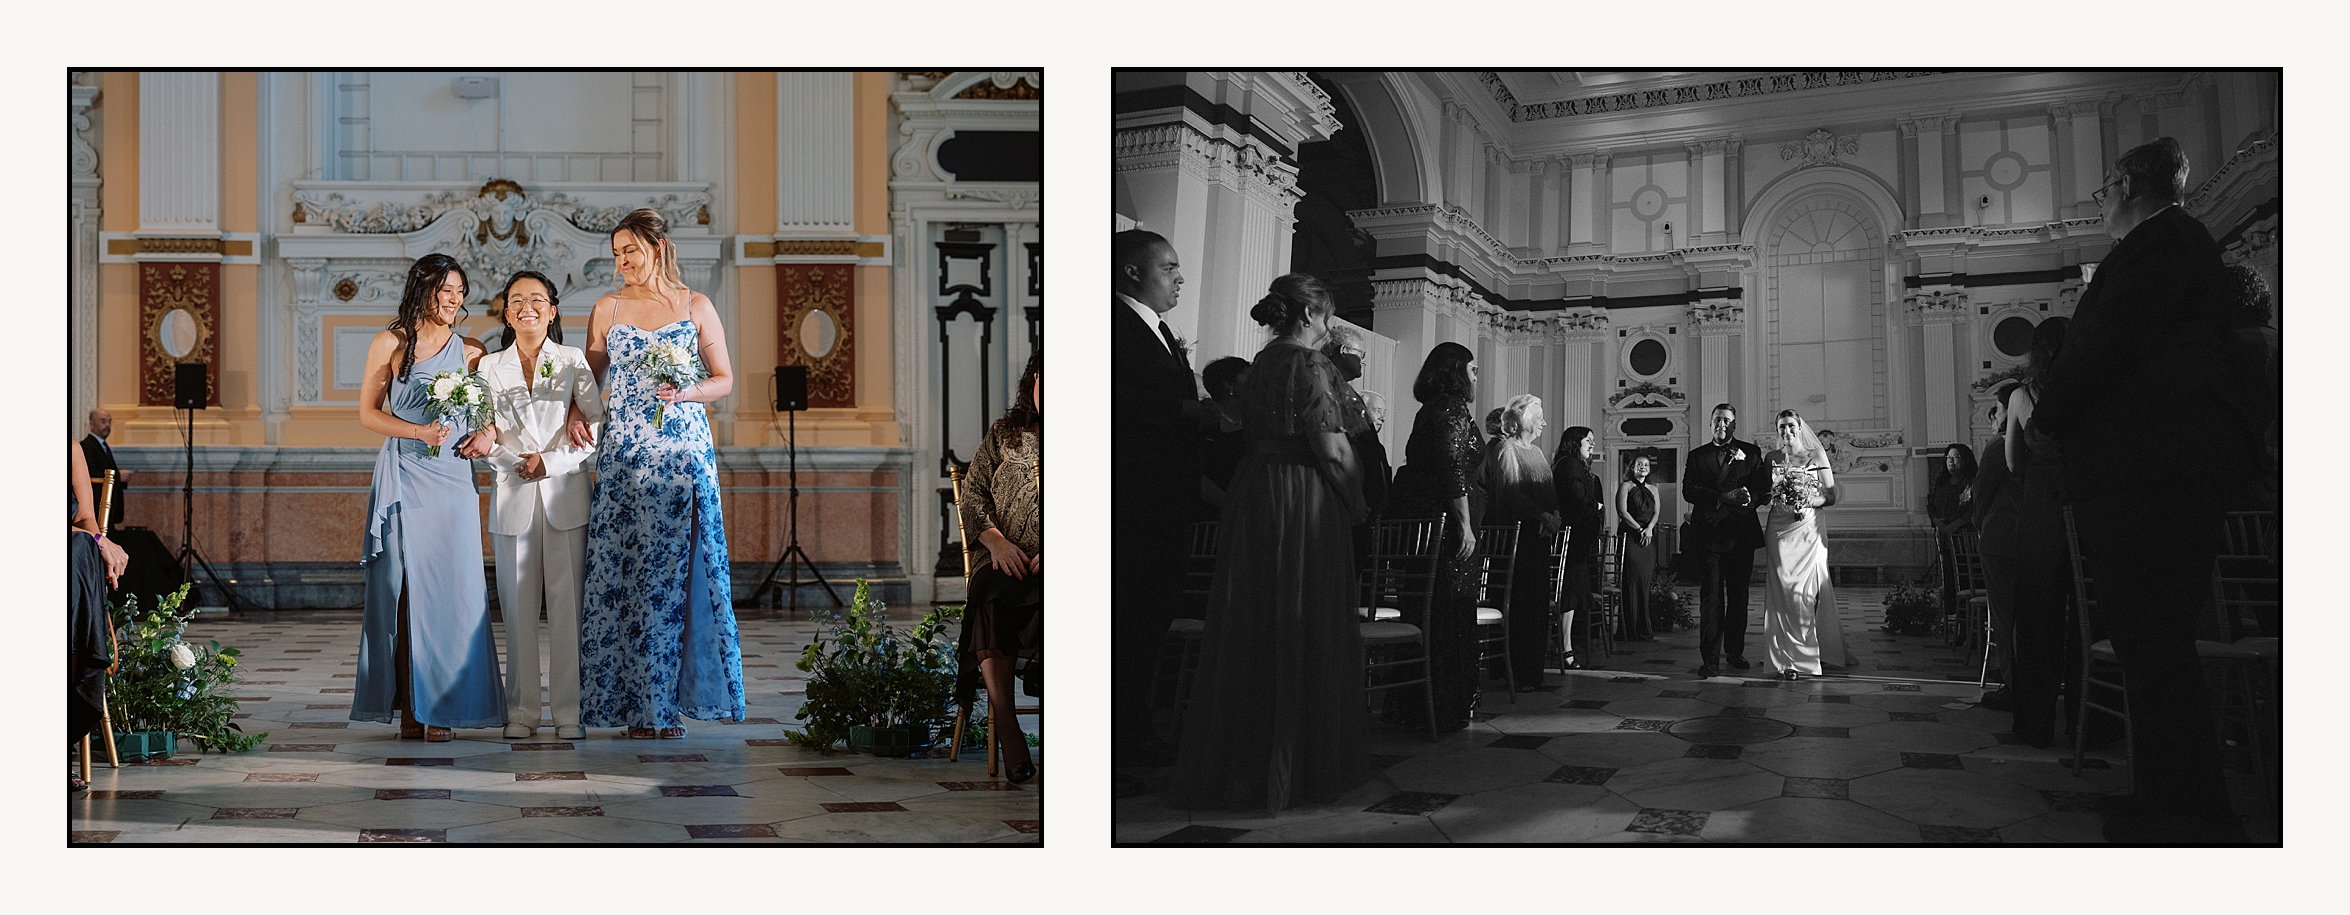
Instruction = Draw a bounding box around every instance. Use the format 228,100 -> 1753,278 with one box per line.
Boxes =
777,263 -> 856,408
139,262 -> 222,407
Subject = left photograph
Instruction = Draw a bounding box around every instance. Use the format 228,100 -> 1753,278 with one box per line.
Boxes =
66,70 -> 1042,844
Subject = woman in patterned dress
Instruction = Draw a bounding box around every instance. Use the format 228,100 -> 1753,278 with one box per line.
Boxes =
958,348 -> 1043,783
578,208 -> 745,739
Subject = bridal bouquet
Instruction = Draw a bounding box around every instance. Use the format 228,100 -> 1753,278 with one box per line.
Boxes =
634,340 -> 709,427
422,370 -> 495,457
1771,467 -> 1821,511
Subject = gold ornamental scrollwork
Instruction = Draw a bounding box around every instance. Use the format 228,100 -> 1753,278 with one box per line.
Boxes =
139,262 -> 221,407
777,264 -> 856,409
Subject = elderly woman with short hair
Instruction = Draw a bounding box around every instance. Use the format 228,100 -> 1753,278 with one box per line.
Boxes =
1483,394 -> 1559,691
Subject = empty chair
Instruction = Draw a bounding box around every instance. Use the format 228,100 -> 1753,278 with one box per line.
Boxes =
1361,516 -> 1444,742
1469,522 -> 1522,703
1543,525 -> 1572,672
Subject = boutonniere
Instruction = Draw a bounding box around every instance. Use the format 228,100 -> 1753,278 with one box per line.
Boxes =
1168,329 -> 1193,366
538,354 -> 556,382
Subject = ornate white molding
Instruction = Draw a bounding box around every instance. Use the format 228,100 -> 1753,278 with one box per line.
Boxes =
1904,288 -> 1970,325
1556,307 -> 1611,342
1893,218 -> 2105,254
1112,120 -> 1302,207
139,72 -> 220,236
291,181 -> 711,237
1508,71 -> 1944,122
1782,128 -> 1861,168
1688,298 -> 1746,333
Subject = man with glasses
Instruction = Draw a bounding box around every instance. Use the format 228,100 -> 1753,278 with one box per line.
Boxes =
2034,137 -> 2262,844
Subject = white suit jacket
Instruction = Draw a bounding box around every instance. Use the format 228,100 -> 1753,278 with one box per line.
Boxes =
481,341 -> 604,535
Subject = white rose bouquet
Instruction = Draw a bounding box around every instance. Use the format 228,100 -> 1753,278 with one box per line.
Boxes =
633,340 -> 709,427
421,370 -> 495,456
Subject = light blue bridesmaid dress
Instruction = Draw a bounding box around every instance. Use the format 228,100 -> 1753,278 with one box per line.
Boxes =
352,332 -> 507,729
578,320 -> 746,728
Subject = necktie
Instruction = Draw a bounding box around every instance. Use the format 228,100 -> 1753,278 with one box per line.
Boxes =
1158,322 -> 1180,357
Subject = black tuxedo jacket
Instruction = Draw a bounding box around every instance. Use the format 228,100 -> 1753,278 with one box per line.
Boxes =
1682,437 -> 1767,554
2036,206 -> 2255,501
1111,298 -> 1200,540
79,434 -> 125,527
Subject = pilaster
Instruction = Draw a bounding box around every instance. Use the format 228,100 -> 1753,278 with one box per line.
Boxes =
71,82 -> 103,435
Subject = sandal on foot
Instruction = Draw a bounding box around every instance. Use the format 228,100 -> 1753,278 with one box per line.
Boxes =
399,717 -> 425,739
657,727 -> 686,739
627,727 -> 658,739
425,726 -> 452,742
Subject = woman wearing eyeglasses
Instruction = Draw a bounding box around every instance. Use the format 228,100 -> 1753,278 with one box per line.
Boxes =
479,271 -> 603,740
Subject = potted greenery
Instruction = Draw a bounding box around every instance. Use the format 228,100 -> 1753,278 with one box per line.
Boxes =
785,579 -> 962,756
106,584 -> 268,758
1881,578 -> 1941,636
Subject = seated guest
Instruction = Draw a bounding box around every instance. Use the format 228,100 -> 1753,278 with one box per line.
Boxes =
1197,356 -> 1250,518
1928,442 -> 1977,629
79,408 -> 129,529
70,439 -> 130,792
960,349 -> 1044,784
1482,394 -> 1559,690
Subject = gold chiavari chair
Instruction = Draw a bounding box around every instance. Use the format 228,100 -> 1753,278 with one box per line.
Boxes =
1361,517 -> 1443,742
1469,522 -> 1523,703
78,470 -> 121,782
943,465 -> 1039,777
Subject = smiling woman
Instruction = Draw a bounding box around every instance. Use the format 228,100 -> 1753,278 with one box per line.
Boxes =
350,253 -> 506,742
577,208 -> 746,740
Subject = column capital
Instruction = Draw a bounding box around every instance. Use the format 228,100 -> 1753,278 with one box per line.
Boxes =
1688,298 -> 1746,336
1904,288 -> 1970,326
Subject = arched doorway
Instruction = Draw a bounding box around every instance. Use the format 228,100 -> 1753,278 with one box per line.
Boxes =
1760,191 -> 1889,433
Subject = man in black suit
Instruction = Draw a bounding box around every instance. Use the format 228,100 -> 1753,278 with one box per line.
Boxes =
2035,138 -> 2259,843
1111,229 -> 1205,769
79,408 -> 128,528
1681,403 -> 1767,678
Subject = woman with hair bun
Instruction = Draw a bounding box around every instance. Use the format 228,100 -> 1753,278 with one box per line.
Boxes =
579,208 -> 746,739
1175,272 -> 1369,813
351,253 -> 506,741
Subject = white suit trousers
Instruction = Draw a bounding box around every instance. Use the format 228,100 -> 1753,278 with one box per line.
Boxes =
493,496 -> 585,728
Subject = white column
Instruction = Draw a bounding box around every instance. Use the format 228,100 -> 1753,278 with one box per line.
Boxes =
1909,289 -> 1967,446
776,72 -> 855,235
1566,154 -> 1595,252
1700,140 -> 1727,238
140,72 -> 220,237
1531,159 -> 1558,256
2066,96 -> 2108,215
1913,116 -> 1947,225
71,82 -> 102,434
1589,154 -> 1613,253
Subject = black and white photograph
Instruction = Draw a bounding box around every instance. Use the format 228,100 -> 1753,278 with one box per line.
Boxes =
1111,69 -> 2280,845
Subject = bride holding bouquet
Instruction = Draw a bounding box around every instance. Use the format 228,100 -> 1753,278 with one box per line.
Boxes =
1761,409 -> 1853,679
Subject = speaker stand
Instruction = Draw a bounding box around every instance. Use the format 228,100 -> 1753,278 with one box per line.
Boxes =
746,407 -> 843,616
175,402 -> 249,612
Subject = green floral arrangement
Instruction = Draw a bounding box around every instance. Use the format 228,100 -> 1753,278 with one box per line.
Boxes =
1882,578 -> 1941,636
106,584 -> 268,753
784,580 -> 962,752
1649,583 -> 1695,631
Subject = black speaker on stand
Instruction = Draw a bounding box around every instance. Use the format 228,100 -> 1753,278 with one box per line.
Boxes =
173,364 -> 248,611
746,365 -> 843,616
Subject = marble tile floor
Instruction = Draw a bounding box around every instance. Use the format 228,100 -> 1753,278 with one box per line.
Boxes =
1118,586 -> 2279,845
71,608 -> 1040,845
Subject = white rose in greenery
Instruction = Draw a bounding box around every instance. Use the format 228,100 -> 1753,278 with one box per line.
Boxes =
431,374 -> 461,399
169,642 -> 197,670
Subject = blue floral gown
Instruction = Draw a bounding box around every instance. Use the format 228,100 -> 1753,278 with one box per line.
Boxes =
579,320 -> 746,728
353,333 -> 507,728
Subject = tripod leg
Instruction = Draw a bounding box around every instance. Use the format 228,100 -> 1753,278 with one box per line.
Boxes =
783,545 -> 846,606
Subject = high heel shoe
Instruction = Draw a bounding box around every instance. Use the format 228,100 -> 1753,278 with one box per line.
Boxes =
1007,761 -> 1036,785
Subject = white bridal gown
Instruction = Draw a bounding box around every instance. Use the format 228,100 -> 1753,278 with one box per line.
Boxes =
1762,461 -> 1853,676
